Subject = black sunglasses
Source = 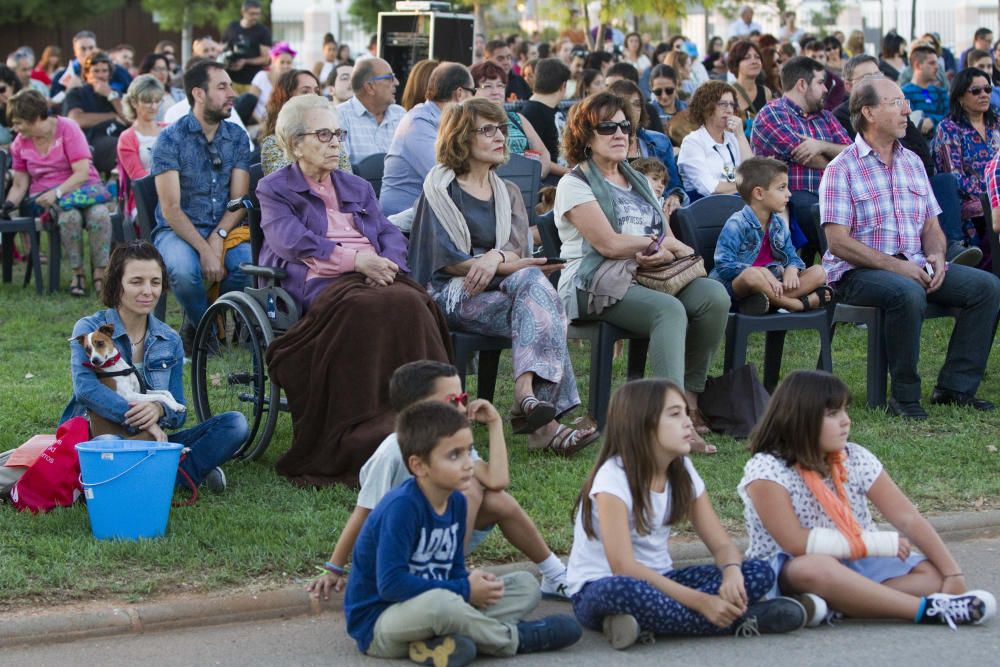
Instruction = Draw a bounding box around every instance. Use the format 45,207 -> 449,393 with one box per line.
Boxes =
460,85 -> 478,95
652,87 -> 676,96
206,141 -> 222,169
968,85 -> 994,96
594,120 -> 632,136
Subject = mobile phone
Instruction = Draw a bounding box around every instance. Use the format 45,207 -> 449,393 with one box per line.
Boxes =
925,262 -> 935,278
544,257 -> 567,265
644,233 -> 666,256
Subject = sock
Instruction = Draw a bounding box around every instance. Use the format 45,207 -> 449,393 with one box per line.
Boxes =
914,597 -> 928,623
536,553 -> 565,580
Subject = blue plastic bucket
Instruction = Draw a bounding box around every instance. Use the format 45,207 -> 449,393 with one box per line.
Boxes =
76,439 -> 183,540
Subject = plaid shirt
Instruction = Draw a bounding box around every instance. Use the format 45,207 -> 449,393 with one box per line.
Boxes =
751,96 -> 851,194
336,96 -> 406,164
985,151 -> 1000,210
820,134 -> 942,283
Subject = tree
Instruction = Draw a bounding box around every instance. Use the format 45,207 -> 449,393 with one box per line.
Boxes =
809,0 -> 844,37
0,0 -> 124,27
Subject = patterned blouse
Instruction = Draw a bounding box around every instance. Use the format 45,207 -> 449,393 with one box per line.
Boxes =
506,111 -> 529,155
932,115 -> 1000,220
260,134 -> 353,177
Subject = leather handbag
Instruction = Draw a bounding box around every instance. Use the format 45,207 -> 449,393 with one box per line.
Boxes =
635,255 -> 707,295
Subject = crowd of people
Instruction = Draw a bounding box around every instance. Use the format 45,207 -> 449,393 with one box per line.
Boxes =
4,3 -> 1000,661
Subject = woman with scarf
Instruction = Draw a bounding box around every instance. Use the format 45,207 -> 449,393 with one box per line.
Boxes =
553,92 -> 729,454
408,97 -> 598,456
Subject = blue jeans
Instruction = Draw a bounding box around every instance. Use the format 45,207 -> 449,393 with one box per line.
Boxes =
929,173 -> 964,245
170,411 -> 248,486
836,264 -> 1000,402
153,228 -> 251,326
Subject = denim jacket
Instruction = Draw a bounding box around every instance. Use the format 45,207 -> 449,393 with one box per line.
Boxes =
60,308 -> 187,431
636,128 -> 687,204
711,204 -> 805,284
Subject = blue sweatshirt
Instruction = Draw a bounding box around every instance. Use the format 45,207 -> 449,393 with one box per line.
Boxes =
344,478 -> 470,653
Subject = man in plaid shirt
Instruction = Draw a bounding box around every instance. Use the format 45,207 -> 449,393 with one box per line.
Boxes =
752,56 -> 850,255
821,77 -> 1000,420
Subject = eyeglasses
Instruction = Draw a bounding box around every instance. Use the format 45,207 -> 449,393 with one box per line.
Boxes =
479,83 -> 505,91
471,123 -> 508,138
968,85 -> 994,96
368,73 -> 396,83
652,87 -> 676,96
716,100 -> 737,109
460,85 -> 478,95
880,97 -> 911,109
206,142 -> 223,169
444,392 -> 468,407
138,98 -> 162,107
300,128 -> 347,143
594,120 -> 632,136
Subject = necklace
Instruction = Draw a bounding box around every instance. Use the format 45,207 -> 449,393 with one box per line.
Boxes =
713,143 -> 737,182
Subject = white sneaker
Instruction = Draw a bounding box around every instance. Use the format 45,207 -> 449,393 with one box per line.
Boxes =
602,614 -> 640,650
540,573 -> 570,600
919,590 -> 997,630
795,593 -> 829,628
204,466 -> 227,494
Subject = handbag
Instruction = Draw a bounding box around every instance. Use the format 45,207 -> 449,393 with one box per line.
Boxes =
698,364 -> 770,439
635,255 -> 707,295
9,416 -> 89,512
57,183 -> 112,210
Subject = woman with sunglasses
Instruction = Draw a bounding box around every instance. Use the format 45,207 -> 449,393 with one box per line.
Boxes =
649,64 -> 687,131
678,81 -> 753,198
932,68 -> 1000,236
408,98 -> 599,455
554,92 -> 729,454
257,94 -> 451,486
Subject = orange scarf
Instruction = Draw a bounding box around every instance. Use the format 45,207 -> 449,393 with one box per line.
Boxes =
206,226 -> 252,303
797,451 -> 867,559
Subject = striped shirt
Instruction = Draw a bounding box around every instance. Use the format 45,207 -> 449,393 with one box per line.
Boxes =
336,96 -> 406,164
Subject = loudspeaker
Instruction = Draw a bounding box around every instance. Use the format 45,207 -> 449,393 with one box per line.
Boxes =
377,11 -> 474,101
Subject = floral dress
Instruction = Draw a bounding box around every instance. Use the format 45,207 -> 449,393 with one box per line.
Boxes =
932,115 -> 1000,221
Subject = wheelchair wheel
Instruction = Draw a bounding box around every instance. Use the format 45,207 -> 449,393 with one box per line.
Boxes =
191,293 -> 280,461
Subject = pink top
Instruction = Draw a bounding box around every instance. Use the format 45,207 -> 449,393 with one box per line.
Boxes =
11,116 -> 100,195
752,230 -> 776,267
301,173 -> 376,280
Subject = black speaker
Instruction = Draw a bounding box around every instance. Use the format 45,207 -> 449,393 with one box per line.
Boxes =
377,11 -> 474,101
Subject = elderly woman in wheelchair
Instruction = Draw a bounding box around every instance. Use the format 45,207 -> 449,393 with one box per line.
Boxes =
254,94 -> 451,487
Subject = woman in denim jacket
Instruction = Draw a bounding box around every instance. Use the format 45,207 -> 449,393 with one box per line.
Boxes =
62,241 -> 247,491
710,157 -> 830,314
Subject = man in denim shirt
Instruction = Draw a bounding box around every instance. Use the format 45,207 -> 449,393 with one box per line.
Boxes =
152,60 -> 252,328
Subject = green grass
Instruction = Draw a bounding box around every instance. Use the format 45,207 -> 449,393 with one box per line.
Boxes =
2,256 -> 1000,610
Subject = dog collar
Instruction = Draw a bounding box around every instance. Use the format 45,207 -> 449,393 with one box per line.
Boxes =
83,351 -> 122,369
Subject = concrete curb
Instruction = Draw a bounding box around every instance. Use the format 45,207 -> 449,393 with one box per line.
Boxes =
4,509 -> 1000,649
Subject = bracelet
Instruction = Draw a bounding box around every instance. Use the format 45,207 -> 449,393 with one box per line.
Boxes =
493,249 -> 505,263
322,561 -> 347,575
942,573 -> 964,578
722,562 -> 741,569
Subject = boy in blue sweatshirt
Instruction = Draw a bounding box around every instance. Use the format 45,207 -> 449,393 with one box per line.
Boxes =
711,156 -> 830,315
344,401 -> 581,666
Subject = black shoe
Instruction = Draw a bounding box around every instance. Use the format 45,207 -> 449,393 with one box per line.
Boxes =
734,597 -> 807,637
930,387 -> 995,411
888,397 -> 929,420
516,614 -> 582,654
408,635 -> 476,667
946,242 -> 983,267
738,292 -> 770,315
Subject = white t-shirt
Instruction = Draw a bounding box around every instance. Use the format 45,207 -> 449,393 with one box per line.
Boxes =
566,455 -> 706,596
678,126 -> 743,197
737,443 -> 884,561
135,130 -> 160,172
162,100 -> 254,150
251,70 -> 272,120
357,432 -> 481,510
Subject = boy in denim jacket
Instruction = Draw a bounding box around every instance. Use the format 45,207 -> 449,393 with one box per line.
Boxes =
711,157 -> 830,314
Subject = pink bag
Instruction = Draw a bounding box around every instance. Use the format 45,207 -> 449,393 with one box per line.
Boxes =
10,417 -> 90,513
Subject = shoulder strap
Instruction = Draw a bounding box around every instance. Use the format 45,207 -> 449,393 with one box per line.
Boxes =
731,82 -> 757,114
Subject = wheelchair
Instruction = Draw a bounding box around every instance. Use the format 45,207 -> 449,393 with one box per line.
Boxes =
189,165 -> 299,460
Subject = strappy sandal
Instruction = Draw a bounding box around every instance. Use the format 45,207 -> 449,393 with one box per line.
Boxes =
689,430 -> 717,455
543,425 -> 601,457
510,396 -> 557,434
690,407 -> 712,435
69,274 -> 85,297
738,292 -> 770,315
798,284 -> 835,311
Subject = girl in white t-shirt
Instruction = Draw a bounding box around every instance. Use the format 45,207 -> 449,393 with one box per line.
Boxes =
567,378 -> 807,649
739,370 -> 996,630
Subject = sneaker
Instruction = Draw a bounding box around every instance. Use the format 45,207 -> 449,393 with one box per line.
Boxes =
602,614 -> 640,650
408,635 -> 476,667
516,614 -> 582,653
917,591 -> 997,630
738,292 -> 770,315
204,467 -> 227,494
540,573 -> 570,600
795,593 -> 829,628
734,597 -> 807,637
946,242 -> 983,267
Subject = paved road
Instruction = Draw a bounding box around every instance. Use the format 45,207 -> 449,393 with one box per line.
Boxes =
5,537 -> 1000,666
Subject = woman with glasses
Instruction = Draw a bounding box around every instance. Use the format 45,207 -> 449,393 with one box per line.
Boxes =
932,68 -> 1000,246
408,98 -> 598,455
554,92 -> 729,454
678,81 -> 753,198
116,75 -> 168,222
256,94 -> 451,486
138,53 -> 181,119
470,60 -> 551,177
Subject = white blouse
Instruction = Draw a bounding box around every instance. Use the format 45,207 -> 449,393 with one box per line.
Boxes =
677,126 -> 744,197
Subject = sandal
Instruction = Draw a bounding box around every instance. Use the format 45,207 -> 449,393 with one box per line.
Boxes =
738,292 -> 770,315
799,284 -> 835,311
69,275 -> 85,297
542,425 -> 601,457
92,276 -> 104,298
510,396 -> 557,434
689,430 -> 717,455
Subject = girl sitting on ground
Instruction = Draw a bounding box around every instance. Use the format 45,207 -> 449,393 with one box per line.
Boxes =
739,370 -> 997,629
566,378 -> 807,650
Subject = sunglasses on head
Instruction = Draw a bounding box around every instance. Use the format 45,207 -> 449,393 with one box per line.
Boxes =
968,85 -> 994,96
652,87 -> 676,96
445,392 -> 468,407
594,120 -> 632,136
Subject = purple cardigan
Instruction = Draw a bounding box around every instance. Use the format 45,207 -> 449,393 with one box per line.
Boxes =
256,163 -> 409,311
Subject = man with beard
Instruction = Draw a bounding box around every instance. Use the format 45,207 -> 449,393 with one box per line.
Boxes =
820,77 -> 1000,419
752,56 -> 851,254
151,60 -> 252,329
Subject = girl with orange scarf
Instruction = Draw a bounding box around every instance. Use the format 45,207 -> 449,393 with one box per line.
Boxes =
739,370 -> 996,630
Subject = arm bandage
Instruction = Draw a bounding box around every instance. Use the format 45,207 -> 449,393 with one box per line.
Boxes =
805,527 -> 899,559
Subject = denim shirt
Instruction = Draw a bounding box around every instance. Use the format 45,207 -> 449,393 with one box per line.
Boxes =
636,128 -> 687,204
150,112 -> 251,237
711,204 -> 805,284
60,308 -> 187,431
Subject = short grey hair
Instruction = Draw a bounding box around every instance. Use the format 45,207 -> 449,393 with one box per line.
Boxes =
849,77 -> 884,135
122,74 -> 165,122
7,47 -> 34,68
843,54 -> 878,83
275,94 -> 340,161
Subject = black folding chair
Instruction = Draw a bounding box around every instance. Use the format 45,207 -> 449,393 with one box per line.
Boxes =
353,152 -> 386,198
0,151 -> 44,294
496,153 -> 542,225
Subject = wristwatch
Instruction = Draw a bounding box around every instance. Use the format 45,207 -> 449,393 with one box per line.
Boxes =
106,91 -> 120,102
216,228 -> 228,239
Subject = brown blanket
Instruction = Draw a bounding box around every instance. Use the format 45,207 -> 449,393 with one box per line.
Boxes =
266,273 -> 452,487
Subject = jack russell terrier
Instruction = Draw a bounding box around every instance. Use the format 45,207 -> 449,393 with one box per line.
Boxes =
73,324 -> 185,441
